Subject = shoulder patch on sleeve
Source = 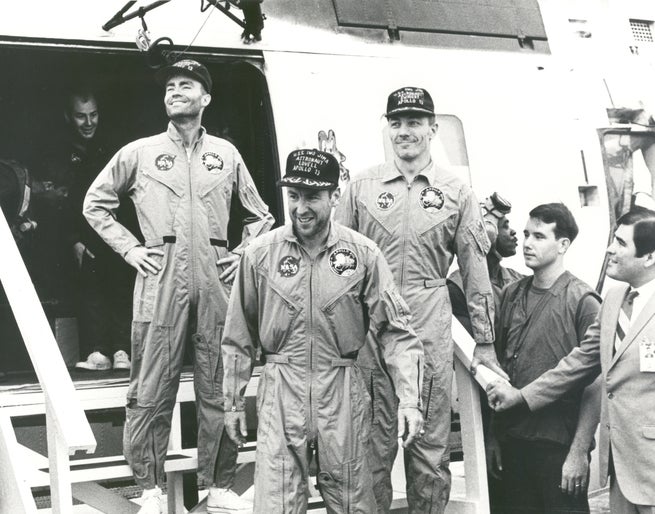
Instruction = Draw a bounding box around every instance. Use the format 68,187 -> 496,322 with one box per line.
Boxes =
467,219 -> 491,255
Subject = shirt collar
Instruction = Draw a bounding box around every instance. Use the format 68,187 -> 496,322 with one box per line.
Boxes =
282,222 -> 340,250
633,276 -> 655,302
381,160 -> 437,185
166,121 -> 206,145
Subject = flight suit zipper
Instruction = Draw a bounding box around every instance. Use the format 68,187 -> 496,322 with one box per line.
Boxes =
187,148 -> 198,300
399,180 -> 412,292
307,258 -> 317,441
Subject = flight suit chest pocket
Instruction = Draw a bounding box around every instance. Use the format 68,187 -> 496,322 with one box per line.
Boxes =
198,169 -> 231,200
357,197 -> 397,236
138,169 -> 183,235
141,168 -> 184,198
201,173 -> 232,237
417,210 -> 457,239
321,278 -> 366,355
258,274 -> 301,352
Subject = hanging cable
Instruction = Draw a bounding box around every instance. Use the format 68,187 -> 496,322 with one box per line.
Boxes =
177,4 -> 216,56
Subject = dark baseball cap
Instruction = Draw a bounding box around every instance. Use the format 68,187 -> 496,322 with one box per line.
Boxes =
277,149 -> 340,190
385,87 -> 435,118
155,59 -> 212,92
482,192 -> 512,220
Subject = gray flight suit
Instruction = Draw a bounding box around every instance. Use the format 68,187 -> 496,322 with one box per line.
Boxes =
222,222 -> 423,514
84,122 -> 274,488
335,161 -> 494,514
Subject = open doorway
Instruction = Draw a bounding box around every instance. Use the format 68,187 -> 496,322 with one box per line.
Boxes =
0,41 -> 282,376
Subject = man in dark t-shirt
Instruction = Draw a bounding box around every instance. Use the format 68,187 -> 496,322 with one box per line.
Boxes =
490,203 -> 601,514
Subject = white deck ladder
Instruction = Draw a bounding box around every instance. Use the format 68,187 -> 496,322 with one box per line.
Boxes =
0,211 -> 96,514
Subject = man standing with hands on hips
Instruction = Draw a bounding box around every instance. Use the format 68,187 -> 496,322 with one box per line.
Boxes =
488,206 -> 655,513
336,86 -> 506,513
223,149 -> 424,514
84,59 -> 274,514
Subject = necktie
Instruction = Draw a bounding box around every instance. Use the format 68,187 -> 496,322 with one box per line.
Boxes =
614,289 -> 639,354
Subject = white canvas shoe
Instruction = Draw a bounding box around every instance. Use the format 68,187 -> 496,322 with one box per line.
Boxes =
74,351 -> 111,371
207,487 -> 253,513
113,350 -> 131,370
137,486 -> 163,514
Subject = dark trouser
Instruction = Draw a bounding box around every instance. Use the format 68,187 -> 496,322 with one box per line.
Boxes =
499,438 -> 590,514
479,389 -> 503,514
77,253 -> 133,358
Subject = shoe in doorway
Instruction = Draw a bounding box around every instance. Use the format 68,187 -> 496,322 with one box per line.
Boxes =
75,351 -> 111,371
113,350 -> 131,370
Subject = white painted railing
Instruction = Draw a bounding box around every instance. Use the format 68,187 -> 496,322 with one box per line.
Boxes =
448,318 -> 506,514
0,211 -> 96,514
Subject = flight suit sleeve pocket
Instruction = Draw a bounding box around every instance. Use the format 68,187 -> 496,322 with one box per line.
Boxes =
467,219 -> 491,255
642,426 -> 655,439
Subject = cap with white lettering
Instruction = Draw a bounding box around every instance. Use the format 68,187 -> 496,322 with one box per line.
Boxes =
277,149 -> 340,190
155,59 -> 212,92
385,86 -> 435,117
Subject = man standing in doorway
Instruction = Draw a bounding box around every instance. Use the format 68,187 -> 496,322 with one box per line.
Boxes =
84,59 -> 274,514
335,86 -> 506,513
46,90 -> 135,372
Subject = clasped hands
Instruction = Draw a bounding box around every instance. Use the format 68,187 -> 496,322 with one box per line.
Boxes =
485,379 -> 523,412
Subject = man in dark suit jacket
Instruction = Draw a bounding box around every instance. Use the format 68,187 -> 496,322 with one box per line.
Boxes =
487,206 -> 655,513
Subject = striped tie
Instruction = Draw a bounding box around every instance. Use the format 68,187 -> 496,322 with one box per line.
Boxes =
614,289 -> 639,354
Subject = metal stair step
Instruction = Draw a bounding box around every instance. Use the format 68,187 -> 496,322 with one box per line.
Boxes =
26,441 -> 257,488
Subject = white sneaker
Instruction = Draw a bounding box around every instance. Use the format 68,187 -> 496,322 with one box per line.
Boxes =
207,487 -> 253,513
137,486 -> 163,514
113,350 -> 131,370
75,351 -> 111,371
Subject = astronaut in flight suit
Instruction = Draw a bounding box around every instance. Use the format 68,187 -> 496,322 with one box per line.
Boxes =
84,59 -> 274,514
223,149 -> 424,514
335,87 -> 507,514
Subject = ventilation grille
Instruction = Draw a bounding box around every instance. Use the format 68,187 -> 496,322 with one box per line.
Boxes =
630,19 -> 653,43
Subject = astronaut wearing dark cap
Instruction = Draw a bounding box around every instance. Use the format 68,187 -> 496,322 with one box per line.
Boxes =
84,59 -> 274,514
222,148 -> 424,513
335,87 -> 507,514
